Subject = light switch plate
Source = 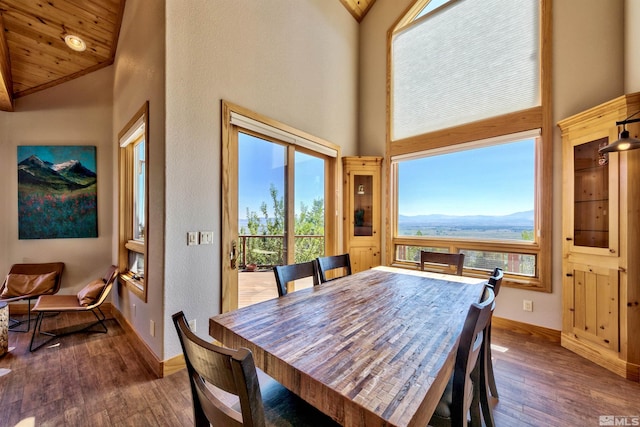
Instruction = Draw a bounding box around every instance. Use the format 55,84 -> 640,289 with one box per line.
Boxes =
200,231 -> 213,245
187,231 -> 199,246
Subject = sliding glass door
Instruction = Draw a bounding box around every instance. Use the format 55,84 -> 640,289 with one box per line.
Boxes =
221,102 -> 338,312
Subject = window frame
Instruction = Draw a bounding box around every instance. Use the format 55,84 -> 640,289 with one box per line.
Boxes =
220,101 -> 341,312
386,0 -> 552,292
118,101 -> 149,301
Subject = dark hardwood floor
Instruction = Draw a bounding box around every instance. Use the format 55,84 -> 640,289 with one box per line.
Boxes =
1,312 -> 639,426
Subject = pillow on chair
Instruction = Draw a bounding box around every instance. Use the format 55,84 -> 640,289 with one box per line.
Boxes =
1,272 -> 57,298
77,279 -> 105,306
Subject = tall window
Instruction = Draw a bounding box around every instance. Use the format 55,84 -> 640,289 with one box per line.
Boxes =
389,0 -> 552,291
221,102 -> 340,312
118,102 -> 149,301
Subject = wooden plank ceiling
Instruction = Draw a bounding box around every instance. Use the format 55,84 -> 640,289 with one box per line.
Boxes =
0,0 -> 373,112
0,0 -> 126,111
340,0 -> 376,22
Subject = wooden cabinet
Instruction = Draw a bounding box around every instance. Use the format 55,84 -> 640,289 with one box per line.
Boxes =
558,92 -> 640,381
343,156 -> 382,274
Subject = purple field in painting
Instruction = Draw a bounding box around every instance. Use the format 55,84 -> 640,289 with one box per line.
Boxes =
18,189 -> 97,239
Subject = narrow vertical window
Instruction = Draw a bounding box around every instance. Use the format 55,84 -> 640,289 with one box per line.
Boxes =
118,102 -> 149,301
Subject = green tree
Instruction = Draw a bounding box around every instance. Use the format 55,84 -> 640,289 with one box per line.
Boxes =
521,229 -> 534,241
240,184 -> 325,267
294,198 -> 325,263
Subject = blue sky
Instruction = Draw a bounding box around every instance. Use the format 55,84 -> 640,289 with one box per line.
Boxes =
397,139 -> 535,216
238,133 -> 534,219
238,133 -> 324,219
17,145 -> 97,172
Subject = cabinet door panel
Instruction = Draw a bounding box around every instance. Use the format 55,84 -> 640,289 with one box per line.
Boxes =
566,262 -> 619,352
563,133 -> 619,256
350,246 -> 379,274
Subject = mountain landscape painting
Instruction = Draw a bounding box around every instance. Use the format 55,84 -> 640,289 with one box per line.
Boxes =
17,146 -> 97,239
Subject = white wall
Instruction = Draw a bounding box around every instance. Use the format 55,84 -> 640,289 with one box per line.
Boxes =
626,0 -> 640,93
112,0 -> 166,357
163,0 -> 359,358
359,0 -> 626,330
0,67 -> 114,294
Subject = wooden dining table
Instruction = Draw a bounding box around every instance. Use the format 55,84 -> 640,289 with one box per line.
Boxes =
209,265 -> 488,427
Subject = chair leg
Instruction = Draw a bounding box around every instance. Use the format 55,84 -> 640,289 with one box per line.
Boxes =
470,363 -> 483,427
8,299 -> 33,333
29,308 -> 110,352
29,312 -> 46,352
486,324 -> 499,398
479,338 -> 495,427
90,307 -> 108,333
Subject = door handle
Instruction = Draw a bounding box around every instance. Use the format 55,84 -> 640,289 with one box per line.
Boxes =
230,240 -> 239,270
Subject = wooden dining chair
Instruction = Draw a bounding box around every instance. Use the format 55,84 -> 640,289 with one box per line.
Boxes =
273,260 -> 319,297
316,253 -> 352,283
420,251 -> 465,276
429,287 -> 495,427
483,268 -> 503,399
172,311 -> 339,427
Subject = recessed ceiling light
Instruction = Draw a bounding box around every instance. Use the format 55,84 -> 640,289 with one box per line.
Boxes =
64,34 -> 86,52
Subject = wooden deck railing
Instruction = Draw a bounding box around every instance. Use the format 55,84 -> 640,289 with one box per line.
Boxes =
239,234 -> 324,269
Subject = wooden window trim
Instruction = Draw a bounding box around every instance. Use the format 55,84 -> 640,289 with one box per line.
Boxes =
386,0 -> 552,292
118,101 -> 149,302
220,101 -> 342,312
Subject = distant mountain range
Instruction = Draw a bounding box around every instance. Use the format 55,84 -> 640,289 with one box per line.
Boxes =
398,210 -> 534,227
18,155 -> 97,191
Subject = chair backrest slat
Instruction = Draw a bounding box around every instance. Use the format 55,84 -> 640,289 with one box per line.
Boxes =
488,267 -> 504,297
419,251 -> 465,276
316,254 -> 352,283
172,311 -> 266,427
273,260 -> 319,296
450,287 -> 495,426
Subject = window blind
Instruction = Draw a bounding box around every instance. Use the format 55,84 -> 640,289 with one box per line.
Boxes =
230,112 -> 337,158
392,0 -> 540,140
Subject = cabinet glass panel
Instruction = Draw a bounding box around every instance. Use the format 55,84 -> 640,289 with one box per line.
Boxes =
573,138 -> 609,248
353,175 -> 373,236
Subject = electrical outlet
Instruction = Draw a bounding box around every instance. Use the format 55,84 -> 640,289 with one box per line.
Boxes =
523,299 -> 533,312
187,231 -> 199,246
200,231 -> 213,245
188,319 -> 197,332
150,320 -> 155,337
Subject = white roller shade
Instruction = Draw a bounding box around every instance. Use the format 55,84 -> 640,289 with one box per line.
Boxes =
119,115 -> 146,148
230,112 -> 337,158
392,0 -> 540,140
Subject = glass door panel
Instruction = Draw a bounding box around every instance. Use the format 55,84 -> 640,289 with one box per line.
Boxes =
238,132 -> 285,307
236,136 -> 327,306
291,151 -> 325,291
573,138 -> 609,248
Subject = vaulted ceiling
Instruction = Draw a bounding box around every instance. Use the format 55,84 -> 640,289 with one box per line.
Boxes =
0,0 -> 375,112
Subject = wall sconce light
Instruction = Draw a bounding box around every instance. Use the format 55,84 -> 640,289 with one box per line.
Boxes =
357,184 -> 365,195
599,111 -> 640,153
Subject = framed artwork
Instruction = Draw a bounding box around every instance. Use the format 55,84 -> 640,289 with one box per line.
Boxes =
17,145 -> 98,239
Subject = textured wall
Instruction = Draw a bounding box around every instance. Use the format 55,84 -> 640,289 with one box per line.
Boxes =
112,0 -> 166,357
163,0 -> 359,358
626,0 -> 640,93
0,67 -> 114,296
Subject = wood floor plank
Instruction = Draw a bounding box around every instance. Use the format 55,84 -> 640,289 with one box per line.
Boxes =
2,312 -> 640,426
